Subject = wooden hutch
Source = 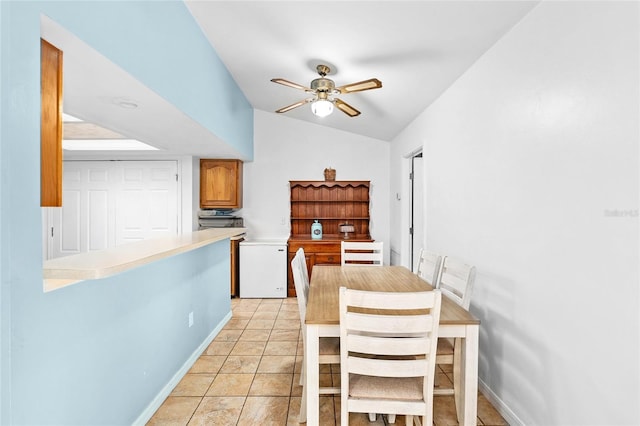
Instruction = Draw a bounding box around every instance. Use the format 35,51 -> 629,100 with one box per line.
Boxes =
287,180 -> 372,296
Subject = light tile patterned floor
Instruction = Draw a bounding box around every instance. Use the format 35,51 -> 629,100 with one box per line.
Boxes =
147,297 -> 507,425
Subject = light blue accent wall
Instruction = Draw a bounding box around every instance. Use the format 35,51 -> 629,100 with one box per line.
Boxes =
15,242 -> 230,425
42,0 -> 254,160
0,1 -> 248,423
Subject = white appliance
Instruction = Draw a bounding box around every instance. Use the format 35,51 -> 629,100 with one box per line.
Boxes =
239,239 -> 287,298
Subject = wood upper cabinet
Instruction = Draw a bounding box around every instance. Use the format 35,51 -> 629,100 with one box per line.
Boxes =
41,38 -> 63,207
200,159 -> 243,209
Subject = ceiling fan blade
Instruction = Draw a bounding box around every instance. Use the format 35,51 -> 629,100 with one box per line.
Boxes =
271,78 -> 313,92
275,98 -> 313,114
334,98 -> 361,117
336,78 -> 382,94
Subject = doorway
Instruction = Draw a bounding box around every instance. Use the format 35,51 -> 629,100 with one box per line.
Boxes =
410,152 -> 424,272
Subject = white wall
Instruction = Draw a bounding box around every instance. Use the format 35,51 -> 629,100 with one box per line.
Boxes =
242,110 -> 391,260
391,2 -> 638,425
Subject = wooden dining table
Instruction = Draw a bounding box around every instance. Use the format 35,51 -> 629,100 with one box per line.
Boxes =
303,265 -> 480,425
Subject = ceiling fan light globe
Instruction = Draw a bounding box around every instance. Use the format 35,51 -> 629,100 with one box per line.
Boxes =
311,99 -> 333,117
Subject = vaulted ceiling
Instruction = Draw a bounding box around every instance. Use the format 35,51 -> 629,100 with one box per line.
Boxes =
45,1 -> 539,156
186,1 -> 539,141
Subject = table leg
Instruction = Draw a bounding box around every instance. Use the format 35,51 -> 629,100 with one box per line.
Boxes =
299,346 -> 307,423
457,324 -> 479,425
305,324 -> 320,426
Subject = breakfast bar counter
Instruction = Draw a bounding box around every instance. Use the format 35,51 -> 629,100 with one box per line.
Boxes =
43,227 -> 246,291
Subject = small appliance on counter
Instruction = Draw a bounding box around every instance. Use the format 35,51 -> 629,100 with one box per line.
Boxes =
239,239 -> 287,298
198,210 -> 244,229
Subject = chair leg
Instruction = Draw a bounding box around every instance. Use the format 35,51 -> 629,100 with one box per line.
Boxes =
388,414 -> 396,423
299,378 -> 307,423
405,415 -> 413,425
453,337 -> 463,423
341,399 -> 348,426
368,413 -> 377,422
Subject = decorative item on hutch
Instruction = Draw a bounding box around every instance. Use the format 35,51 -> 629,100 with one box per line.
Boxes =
339,222 -> 355,239
311,220 -> 323,240
324,167 -> 336,181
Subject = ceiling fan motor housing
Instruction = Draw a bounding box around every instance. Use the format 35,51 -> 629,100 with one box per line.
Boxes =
311,78 -> 336,94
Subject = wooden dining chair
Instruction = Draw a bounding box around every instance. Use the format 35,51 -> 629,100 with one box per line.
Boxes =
292,248 -> 310,319
340,241 -> 383,266
433,256 -> 476,421
436,256 -> 475,311
291,248 -> 340,421
415,248 -> 443,286
339,286 -> 442,426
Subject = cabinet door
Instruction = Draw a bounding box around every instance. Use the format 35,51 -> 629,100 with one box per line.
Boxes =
41,39 -> 63,207
200,159 -> 242,208
230,238 -> 242,297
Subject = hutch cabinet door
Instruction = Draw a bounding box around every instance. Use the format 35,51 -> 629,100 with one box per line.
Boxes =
200,159 -> 243,209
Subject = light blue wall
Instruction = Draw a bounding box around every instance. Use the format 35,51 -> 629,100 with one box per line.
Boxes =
43,1 -> 254,160
0,1 -> 251,423
15,242 -> 231,425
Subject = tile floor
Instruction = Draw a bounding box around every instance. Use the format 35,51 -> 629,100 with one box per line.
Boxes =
147,297 -> 507,426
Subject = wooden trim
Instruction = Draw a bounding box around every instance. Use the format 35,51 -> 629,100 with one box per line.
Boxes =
40,38 -> 63,207
289,180 -> 370,188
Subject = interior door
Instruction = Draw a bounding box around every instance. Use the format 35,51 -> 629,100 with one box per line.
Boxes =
115,161 -> 178,245
50,162 -> 112,258
411,152 -> 424,271
49,160 -> 178,259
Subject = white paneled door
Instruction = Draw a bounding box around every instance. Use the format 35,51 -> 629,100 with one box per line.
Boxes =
116,162 -> 178,246
48,161 -> 178,259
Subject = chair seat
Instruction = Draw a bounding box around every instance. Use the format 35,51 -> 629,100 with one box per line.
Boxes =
320,336 -> 340,356
349,374 -> 423,401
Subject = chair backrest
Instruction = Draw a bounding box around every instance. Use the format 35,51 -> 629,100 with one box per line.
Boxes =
339,287 -> 441,420
340,241 -> 383,266
437,256 -> 475,310
415,249 -> 442,286
296,247 -> 310,288
291,248 -> 309,334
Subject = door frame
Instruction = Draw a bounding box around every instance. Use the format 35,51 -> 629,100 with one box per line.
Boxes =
410,151 -> 424,272
399,146 -> 423,270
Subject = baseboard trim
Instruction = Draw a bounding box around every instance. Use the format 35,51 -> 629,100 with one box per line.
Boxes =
478,378 -> 524,426
132,311 -> 232,425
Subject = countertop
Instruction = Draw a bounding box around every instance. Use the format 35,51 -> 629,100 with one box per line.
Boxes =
43,227 -> 246,292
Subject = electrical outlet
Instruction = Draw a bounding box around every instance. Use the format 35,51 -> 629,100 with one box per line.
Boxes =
188,312 -> 194,328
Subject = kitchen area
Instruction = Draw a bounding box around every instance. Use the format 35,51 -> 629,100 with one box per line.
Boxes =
199,160 -> 375,300
46,154 -> 380,302
199,158 -> 287,299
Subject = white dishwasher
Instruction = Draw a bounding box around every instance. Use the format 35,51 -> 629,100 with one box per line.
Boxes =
239,239 -> 288,298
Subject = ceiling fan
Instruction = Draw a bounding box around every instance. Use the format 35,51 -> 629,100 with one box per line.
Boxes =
271,64 -> 382,118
